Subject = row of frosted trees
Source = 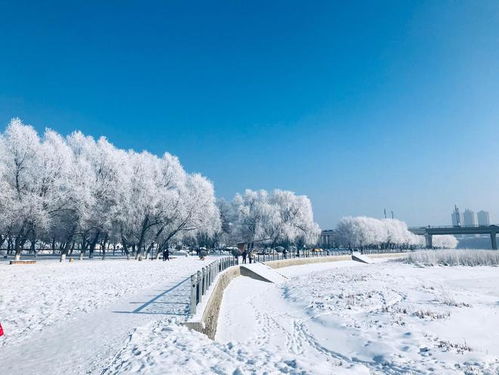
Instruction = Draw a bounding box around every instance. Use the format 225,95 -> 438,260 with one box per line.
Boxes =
333,216 -> 457,250
0,119 -> 321,260
217,189 -> 321,251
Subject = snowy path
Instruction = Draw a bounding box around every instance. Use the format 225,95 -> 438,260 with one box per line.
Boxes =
0,257 -> 210,375
216,261 -> 370,374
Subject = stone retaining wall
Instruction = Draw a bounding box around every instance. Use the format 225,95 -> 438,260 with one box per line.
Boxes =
264,255 -> 351,269
367,252 -> 406,259
184,265 -> 241,339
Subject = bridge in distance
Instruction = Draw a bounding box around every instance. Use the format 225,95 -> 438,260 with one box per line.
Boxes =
409,225 -> 499,249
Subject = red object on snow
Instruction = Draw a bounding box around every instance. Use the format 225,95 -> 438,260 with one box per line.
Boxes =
0,323 -> 4,336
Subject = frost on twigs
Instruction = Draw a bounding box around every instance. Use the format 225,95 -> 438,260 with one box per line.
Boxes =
403,250 -> 499,267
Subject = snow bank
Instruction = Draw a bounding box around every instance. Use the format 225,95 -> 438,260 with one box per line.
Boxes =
403,249 -> 499,267
102,319 -> 335,375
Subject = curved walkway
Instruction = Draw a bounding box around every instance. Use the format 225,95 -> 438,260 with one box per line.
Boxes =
1,259 -> 206,375
216,261 -> 369,374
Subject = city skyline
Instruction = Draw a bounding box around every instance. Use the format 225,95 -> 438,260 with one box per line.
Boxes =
450,207 -> 493,228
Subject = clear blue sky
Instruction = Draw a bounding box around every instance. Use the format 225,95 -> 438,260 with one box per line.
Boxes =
1,0 -> 499,228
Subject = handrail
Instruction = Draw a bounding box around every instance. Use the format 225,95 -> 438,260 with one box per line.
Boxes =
189,256 -> 238,315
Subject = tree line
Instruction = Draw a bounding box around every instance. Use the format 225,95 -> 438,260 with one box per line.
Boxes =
0,119 -> 321,260
332,216 -> 457,250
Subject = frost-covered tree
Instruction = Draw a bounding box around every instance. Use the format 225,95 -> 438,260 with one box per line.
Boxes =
66,133 -> 126,258
432,235 -> 458,249
335,216 -> 421,249
213,198 -> 237,247
38,129 -> 81,260
230,189 -> 320,248
0,120 -> 49,259
0,118 -> 221,260
143,171 -> 220,258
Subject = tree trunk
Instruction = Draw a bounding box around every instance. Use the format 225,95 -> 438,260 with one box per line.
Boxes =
89,231 -> 100,259
101,234 -> 108,260
30,238 -> 37,258
14,236 -> 26,260
7,236 -> 13,255
122,242 -> 130,260
69,241 -> 75,255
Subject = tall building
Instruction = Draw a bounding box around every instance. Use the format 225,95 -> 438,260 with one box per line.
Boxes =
451,205 -> 461,226
477,210 -> 490,226
463,209 -> 476,227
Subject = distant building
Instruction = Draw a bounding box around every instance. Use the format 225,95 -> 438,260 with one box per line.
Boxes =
463,209 -> 476,227
477,210 -> 490,226
451,206 -> 461,226
320,230 -> 335,248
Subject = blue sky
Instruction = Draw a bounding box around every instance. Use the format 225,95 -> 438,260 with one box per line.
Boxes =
1,0 -> 499,228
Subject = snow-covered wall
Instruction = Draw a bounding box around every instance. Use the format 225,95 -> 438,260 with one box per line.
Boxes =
263,254 -> 351,269
185,265 -> 241,339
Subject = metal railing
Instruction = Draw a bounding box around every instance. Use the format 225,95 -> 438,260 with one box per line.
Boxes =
252,249 -> 353,263
189,256 -> 238,315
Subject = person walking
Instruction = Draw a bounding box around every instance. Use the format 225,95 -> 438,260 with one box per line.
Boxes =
242,250 -> 247,264
163,248 -> 170,261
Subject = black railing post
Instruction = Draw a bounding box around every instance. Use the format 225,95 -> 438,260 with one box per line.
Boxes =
196,270 -> 201,305
201,267 -> 206,296
190,274 -> 197,314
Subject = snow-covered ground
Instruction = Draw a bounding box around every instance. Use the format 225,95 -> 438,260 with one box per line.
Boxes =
3,257 -> 499,374
104,260 -> 499,374
0,257 -> 212,374
218,260 -> 499,374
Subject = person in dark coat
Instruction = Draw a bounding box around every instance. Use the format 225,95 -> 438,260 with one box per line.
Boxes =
242,250 -> 247,264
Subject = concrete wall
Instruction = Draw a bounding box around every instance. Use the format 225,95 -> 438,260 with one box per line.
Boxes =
264,255 -> 351,269
366,253 -> 406,259
240,266 -> 274,282
184,265 -> 241,339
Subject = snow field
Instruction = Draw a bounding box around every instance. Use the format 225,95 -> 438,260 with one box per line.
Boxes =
3,257 -> 498,374
284,264 -> 499,373
0,257 -> 210,347
216,261 -> 499,374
